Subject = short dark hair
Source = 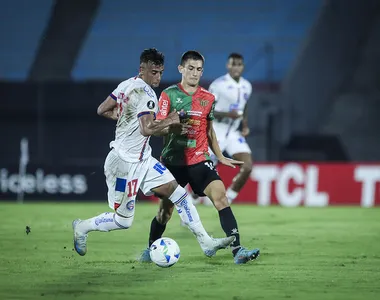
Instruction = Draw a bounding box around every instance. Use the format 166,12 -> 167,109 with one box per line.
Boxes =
140,48 -> 165,66
180,50 -> 205,66
228,53 -> 244,61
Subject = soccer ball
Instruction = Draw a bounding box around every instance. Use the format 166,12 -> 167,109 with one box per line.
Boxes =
149,237 -> 180,268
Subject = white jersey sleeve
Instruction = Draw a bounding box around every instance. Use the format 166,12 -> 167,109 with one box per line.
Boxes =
110,82 -> 124,101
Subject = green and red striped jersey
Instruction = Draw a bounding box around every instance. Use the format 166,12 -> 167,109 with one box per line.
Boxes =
156,83 -> 216,166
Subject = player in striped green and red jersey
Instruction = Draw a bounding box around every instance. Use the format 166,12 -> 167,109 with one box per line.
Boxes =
141,51 -> 260,264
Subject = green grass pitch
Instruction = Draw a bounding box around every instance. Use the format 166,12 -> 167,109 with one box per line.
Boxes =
0,202 -> 379,300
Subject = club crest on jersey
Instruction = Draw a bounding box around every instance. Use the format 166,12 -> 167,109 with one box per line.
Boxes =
197,99 -> 209,107
147,100 -> 155,109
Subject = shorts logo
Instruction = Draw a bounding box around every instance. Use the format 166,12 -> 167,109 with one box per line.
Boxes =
126,200 -> 135,211
147,100 -> 155,109
204,162 -> 214,170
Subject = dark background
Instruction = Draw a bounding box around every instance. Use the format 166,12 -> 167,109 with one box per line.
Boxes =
1,0 -> 379,200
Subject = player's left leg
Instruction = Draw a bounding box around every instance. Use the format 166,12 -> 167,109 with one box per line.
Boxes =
203,179 -> 260,264
72,150 -> 139,256
225,132 -> 253,204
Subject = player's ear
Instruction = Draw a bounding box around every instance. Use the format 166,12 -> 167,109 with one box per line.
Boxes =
178,65 -> 184,74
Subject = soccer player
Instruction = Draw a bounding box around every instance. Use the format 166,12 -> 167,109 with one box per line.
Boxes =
72,48 -> 234,257
140,51 -> 260,264
208,53 -> 253,204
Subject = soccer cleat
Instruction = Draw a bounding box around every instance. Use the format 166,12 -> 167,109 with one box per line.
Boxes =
139,248 -> 152,263
201,236 -> 236,257
72,219 -> 88,256
233,247 -> 260,264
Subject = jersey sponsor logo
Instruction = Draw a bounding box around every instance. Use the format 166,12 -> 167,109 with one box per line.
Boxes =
196,151 -> 204,155
147,100 -> 155,109
159,99 -> 169,116
187,111 -> 202,117
187,119 -> 200,126
143,86 -> 155,98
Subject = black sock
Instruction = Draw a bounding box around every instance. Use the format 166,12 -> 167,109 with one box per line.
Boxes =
148,217 -> 166,247
218,207 -> 241,256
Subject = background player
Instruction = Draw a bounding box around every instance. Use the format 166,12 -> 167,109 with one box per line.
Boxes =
140,51 -> 260,264
208,53 -> 253,204
72,48 -> 234,257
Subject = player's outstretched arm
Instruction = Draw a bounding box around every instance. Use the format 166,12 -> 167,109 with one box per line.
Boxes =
139,110 -> 180,137
207,120 -> 243,168
97,96 -> 118,120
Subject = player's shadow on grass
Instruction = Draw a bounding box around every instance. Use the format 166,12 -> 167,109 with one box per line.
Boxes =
38,261 -> 175,297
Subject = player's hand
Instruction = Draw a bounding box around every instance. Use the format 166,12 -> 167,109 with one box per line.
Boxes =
228,110 -> 242,120
241,126 -> 250,137
167,109 -> 180,124
169,123 -> 192,135
218,156 -> 243,169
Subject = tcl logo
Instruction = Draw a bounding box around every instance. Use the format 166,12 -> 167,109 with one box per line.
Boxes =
0,168 -> 87,194
252,164 -> 328,207
249,163 -> 380,207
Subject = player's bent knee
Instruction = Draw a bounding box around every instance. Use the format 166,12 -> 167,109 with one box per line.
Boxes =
212,193 -> 229,210
114,213 -> 134,229
153,180 -> 178,198
241,162 -> 253,174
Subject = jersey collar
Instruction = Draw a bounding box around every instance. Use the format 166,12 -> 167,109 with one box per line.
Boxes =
177,83 -> 200,96
226,73 -> 242,86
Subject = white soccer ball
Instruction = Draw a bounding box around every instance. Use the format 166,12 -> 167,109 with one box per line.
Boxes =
149,237 -> 180,268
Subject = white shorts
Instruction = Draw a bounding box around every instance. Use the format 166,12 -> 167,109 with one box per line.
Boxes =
209,125 -> 251,162
104,149 -> 175,217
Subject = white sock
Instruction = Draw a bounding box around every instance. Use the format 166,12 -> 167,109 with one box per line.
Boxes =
77,212 -> 131,233
226,188 -> 238,204
169,186 -> 213,246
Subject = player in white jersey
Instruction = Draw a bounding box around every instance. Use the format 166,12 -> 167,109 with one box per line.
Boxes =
208,53 -> 253,204
186,53 -> 253,205
72,48 -> 234,257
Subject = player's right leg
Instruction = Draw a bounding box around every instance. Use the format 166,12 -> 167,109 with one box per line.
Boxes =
72,149 -> 137,256
224,131 -> 253,204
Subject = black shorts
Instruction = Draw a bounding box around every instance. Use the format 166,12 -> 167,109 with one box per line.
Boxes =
165,160 -> 221,196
